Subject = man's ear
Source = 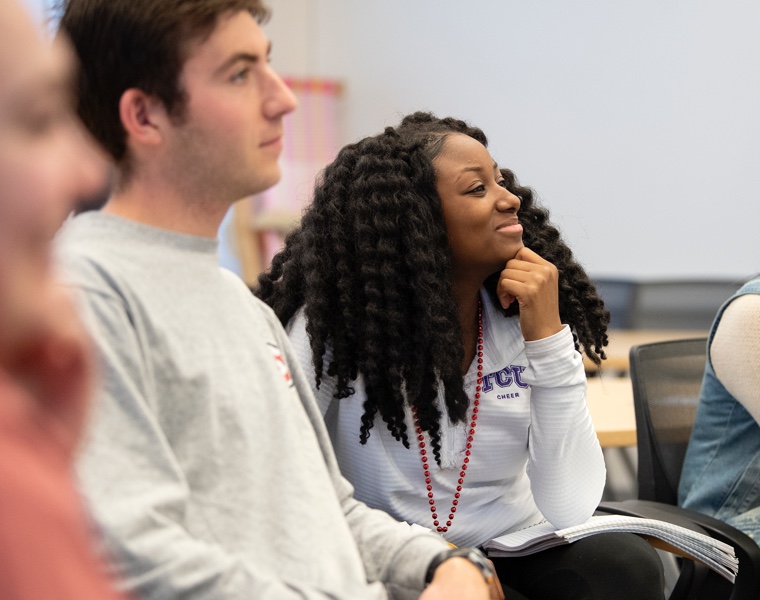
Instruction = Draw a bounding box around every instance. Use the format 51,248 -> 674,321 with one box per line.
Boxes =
118,88 -> 167,148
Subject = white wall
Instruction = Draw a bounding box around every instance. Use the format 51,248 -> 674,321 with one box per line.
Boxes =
264,0 -> 759,281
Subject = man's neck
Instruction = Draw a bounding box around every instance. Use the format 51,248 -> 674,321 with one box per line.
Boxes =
103,174 -> 232,238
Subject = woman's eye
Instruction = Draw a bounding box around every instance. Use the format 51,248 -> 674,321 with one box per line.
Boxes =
497,179 -> 508,189
469,185 -> 486,194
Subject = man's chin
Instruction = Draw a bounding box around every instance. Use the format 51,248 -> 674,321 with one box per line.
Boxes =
246,167 -> 283,199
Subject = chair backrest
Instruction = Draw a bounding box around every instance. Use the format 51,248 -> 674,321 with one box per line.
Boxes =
591,278 -> 639,328
629,338 -> 708,505
592,278 -> 741,330
629,280 -> 741,330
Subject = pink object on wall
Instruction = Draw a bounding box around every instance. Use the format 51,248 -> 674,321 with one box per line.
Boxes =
241,77 -> 344,274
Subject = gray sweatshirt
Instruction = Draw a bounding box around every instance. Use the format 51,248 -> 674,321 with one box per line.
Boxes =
56,212 -> 447,600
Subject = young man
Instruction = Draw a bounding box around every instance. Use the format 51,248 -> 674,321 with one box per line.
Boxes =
0,1 -> 124,597
56,1 -> 494,598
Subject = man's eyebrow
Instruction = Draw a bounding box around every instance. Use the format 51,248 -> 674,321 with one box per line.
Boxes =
215,42 -> 272,74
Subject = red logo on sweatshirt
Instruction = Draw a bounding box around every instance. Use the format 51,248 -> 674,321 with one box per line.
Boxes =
267,342 -> 294,388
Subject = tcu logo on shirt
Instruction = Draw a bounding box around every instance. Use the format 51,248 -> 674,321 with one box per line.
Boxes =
267,342 -> 294,388
481,365 -> 529,399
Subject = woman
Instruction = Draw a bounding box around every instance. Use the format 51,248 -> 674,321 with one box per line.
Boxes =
256,112 -> 664,599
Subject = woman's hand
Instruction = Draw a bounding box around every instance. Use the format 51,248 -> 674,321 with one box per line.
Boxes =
496,247 -> 563,342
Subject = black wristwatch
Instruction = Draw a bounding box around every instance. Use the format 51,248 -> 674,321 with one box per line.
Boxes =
425,546 -> 495,585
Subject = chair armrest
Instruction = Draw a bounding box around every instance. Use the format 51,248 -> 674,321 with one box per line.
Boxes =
598,500 -> 710,534
599,500 -> 760,600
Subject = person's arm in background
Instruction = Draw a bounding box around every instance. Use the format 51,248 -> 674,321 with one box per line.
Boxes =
711,294 -> 760,424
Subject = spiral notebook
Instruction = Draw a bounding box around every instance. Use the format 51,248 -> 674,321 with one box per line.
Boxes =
483,515 -> 739,583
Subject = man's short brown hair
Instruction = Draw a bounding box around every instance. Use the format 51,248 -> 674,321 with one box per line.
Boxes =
59,0 -> 269,171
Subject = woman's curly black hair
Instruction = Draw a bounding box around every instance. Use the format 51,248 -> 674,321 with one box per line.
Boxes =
255,111 -> 609,464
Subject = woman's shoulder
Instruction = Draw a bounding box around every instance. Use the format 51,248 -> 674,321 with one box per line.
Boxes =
285,306 -> 308,347
284,306 -> 335,371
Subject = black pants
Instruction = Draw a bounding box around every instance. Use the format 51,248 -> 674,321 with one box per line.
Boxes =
491,532 -> 666,600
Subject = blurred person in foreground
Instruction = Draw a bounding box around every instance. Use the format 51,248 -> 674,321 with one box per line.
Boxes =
0,0 -> 124,597
55,0 -> 494,598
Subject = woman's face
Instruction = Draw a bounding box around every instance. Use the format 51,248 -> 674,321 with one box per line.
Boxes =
433,133 -> 523,281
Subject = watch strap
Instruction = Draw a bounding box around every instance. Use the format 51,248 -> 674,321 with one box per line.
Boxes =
424,546 -> 495,585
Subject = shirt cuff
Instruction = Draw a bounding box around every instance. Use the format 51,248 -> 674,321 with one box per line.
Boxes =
523,325 -> 585,387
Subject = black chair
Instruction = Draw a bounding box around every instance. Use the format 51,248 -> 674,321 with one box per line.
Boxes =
629,280 -> 741,330
599,338 -> 760,599
631,338 -> 707,504
592,277 -> 639,328
592,278 -> 743,331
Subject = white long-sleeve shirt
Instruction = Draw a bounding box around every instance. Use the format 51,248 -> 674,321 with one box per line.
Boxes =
287,290 -> 606,548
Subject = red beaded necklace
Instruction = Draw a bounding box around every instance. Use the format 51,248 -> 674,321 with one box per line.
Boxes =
411,299 -> 483,534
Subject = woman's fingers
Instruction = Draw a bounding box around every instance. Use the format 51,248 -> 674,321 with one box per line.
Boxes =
496,248 -> 562,341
